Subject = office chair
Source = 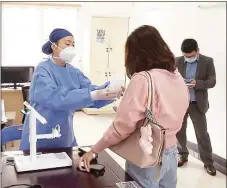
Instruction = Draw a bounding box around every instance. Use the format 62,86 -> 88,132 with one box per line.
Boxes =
1,124 -> 23,151
21,86 -> 30,124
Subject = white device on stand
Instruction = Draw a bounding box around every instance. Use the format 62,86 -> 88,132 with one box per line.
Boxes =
14,101 -> 72,172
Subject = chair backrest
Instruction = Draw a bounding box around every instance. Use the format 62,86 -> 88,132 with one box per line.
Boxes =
1,124 -> 23,145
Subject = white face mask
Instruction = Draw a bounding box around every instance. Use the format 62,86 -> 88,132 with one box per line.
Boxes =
51,41 -> 76,63
59,46 -> 76,62
184,56 -> 197,63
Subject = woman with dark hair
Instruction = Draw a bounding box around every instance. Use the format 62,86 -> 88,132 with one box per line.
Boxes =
78,25 -> 189,188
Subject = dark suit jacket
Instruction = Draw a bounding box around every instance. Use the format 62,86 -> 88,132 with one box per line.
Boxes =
175,54 -> 216,114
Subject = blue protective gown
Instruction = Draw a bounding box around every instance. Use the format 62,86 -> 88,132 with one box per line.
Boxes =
20,58 -> 112,151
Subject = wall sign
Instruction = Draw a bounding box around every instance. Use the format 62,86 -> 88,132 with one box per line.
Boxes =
96,29 -> 105,43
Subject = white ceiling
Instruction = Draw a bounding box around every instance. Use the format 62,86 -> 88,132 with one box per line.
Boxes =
133,2 -> 226,10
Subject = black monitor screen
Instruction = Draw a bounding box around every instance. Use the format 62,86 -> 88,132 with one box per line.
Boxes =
1,66 -> 35,84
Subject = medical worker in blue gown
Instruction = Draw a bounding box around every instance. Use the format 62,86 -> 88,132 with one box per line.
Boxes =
20,28 -> 123,151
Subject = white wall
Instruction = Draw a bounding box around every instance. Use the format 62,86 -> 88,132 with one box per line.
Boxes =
2,4 -> 79,67
195,6 -> 226,159
75,2 -> 134,77
77,2 -> 226,158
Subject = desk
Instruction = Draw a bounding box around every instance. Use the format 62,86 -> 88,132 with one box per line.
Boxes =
1,148 -> 133,188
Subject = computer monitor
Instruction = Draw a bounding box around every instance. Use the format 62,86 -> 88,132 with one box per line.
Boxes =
1,66 -> 35,89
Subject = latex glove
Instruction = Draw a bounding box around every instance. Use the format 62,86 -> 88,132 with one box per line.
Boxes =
105,79 -> 125,99
139,124 -> 153,155
90,88 -> 119,101
98,81 -> 111,90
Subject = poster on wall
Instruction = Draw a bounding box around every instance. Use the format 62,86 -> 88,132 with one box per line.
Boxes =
96,29 -> 105,43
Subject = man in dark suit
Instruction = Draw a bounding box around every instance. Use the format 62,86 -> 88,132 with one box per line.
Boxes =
175,39 -> 216,176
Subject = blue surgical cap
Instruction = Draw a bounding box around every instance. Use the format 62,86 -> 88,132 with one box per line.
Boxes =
42,28 -> 73,55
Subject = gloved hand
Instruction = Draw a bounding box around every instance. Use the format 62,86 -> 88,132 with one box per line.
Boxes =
97,81 -> 111,90
106,86 -> 125,99
90,88 -> 120,101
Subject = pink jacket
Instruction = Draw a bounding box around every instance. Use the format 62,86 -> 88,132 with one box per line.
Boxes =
91,69 -> 189,153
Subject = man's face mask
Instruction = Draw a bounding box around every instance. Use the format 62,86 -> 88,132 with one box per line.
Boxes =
50,41 -> 76,63
184,56 -> 197,63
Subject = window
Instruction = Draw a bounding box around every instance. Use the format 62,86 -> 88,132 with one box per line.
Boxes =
40,6 -> 77,59
2,5 -> 41,66
2,4 -> 78,66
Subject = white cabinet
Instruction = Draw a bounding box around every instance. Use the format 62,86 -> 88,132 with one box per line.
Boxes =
83,17 -> 129,114
90,17 -> 129,85
90,17 -> 110,85
107,17 -> 129,84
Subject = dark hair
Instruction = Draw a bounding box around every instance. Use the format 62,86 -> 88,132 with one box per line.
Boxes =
181,39 -> 198,53
125,25 -> 176,78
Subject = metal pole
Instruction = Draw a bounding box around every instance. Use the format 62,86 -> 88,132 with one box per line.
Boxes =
29,109 -> 37,162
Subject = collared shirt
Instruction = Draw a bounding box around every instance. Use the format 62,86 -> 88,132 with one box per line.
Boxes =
185,60 -> 198,102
